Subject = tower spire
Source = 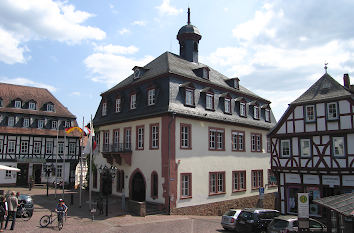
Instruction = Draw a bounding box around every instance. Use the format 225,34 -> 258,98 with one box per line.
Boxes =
187,7 -> 191,25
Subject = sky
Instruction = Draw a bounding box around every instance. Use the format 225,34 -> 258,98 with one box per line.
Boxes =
0,0 -> 353,125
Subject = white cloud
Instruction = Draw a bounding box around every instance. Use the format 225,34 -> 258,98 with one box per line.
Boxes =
132,20 -> 147,26
0,0 -> 105,64
71,91 -> 81,96
94,44 -> 139,55
155,0 -> 182,16
0,77 -> 56,92
119,28 -> 130,35
84,49 -> 154,86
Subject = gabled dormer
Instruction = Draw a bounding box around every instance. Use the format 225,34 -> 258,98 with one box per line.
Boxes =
226,77 -> 240,90
27,99 -> 37,110
261,104 -> 271,122
249,100 -> 260,120
220,92 -> 232,114
235,97 -> 247,117
14,98 -> 22,109
179,82 -> 196,107
45,102 -> 55,112
193,67 -> 210,80
200,87 -> 214,110
132,66 -> 149,80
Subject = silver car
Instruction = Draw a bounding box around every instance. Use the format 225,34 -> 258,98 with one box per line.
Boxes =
221,209 -> 242,231
267,215 -> 327,233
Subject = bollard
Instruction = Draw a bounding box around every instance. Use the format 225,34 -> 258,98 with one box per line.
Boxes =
71,193 -> 74,205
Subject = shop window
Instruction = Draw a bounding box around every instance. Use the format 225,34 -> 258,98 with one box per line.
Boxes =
287,186 -> 301,214
306,186 -> 321,216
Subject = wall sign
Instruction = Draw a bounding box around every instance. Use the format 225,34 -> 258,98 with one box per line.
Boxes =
322,175 -> 340,187
285,173 -> 301,184
298,193 -> 309,218
342,175 -> 354,186
303,174 -> 320,184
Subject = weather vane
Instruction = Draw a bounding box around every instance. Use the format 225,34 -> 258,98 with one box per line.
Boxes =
324,61 -> 328,73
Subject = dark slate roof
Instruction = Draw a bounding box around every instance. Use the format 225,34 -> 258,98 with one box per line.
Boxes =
177,24 -> 201,36
104,52 -> 270,103
314,193 -> 354,217
291,73 -> 352,104
0,83 -> 76,118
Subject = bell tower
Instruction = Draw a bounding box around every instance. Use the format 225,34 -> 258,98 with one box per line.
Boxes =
177,8 -> 202,63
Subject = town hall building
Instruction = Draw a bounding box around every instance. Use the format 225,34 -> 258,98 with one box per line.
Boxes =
92,9 -> 277,215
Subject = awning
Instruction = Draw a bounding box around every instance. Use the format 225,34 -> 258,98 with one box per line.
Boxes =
0,164 -> 20,172
313,193 -> 354,217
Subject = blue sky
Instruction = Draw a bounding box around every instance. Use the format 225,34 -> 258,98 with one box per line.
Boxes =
0,0 -> 353,125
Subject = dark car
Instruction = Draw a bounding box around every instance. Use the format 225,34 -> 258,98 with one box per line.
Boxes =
17,194 -> 34,217
267,215 -> 327,233
235,208 -> 280,233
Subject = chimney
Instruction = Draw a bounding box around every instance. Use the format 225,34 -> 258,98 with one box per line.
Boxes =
343,73 -> 350,88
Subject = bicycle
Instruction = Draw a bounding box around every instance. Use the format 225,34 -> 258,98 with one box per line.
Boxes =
17,203 -> 32,221
39,210 -> 66,231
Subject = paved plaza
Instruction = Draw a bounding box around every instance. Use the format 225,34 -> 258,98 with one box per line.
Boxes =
0,187 -> 225,233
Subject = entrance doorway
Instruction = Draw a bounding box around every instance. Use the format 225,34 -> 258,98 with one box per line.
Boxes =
32,164 -> 42,184
16,163 -> 29,186
131,172 -> 146,202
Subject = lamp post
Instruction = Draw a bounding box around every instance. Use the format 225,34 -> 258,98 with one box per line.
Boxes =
98,165 -> 117,216
43,164 -> 54,197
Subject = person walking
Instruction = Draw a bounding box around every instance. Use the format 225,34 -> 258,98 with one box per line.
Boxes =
0,196 -> 7,232
5,191 -> 18,231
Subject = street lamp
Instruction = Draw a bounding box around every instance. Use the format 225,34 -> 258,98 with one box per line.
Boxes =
43,164 -> 54,196
98,165 -> 117,216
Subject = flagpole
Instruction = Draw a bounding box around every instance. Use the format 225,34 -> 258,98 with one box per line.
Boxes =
89,115 -> 93,210
55,125 -> 59,199
62,129 -> 66,198
79,117 -> 84,208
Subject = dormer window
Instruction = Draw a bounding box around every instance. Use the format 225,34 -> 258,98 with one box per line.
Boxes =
15,100 -> 21,108
193,67 -> 209,79
133,69 -> 141,79
233,78 -> 240,89
29,102 -> 36,110
206,93 -> 214,110
224,98 -> 231,114
130,93 -> 136,109
47,103 -> 54,112
185,88 -> 194,106
253,105 -> 260,119
265,109 -> 270,122
115,98 -> 121,112
240,102 -> 246,117
147,88 -> 155,106
132,66 -> 148,79
102,102 -> 107,116
202,67 -> 209,79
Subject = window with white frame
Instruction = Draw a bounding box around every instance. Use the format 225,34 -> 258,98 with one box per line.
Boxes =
206,93 -> 214,110
233,171 -> 246,191
52,120 -> 58,129
47,103 -> 54,112
251,133 -> 262,152
251,170 -> 263,189
147,89 -> 155,106
20,141 -> 29,154
57,165 -> 62,177
124,128 -> 131,150
232,131 -> 244,151
209,128 -> 224,150
240,102 -> 246,117
280,139 -> 291,157
150,124 -> 159,149
8,116 -> 14,127
180,124 -> 191,149
102,102 -> 107,116
253,105 -> 260,119
65,121 -> 71,128
23,118 -> 30,128
29,102 -> 36,110
267,137 -> 271,153
115,98 -> 121,112
0,140 -> 3,153
103,131 -> 109,148
15,100 -> 21,108
33,141 -> 41,154
58,142 -> 64,154
265,109 -> 270,122
69,143 -> 76,155
137,126 -> 144,149
224,98 -> 231,113
327,102 -> 338,120
113,130 -> 119,147
38,119 -> 44,129
209,172 -> 225,194
300,139 -> 311,157
130,93 -> 136,109
46,141 -> 53,154
181,173 -> 192,198
185,89 -> 194,106
7,141 -> 15,153
333,137 -> 345,157
305,105 -> 315,122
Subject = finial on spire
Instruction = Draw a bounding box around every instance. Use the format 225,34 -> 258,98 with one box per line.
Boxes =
324,61 -> 328,73
187,7 -> 191,25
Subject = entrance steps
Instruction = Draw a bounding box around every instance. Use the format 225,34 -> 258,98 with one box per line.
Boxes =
146,202 -> 167,215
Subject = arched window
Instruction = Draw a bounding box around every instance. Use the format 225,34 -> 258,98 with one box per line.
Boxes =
151,171 -> 158,199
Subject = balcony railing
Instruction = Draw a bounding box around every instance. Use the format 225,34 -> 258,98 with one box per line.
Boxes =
102,143 -> 131,153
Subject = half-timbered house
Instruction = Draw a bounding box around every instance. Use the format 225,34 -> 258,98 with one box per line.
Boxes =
269,71 -> 354,219
0,83 -> 81,186
92,9 -> 277,215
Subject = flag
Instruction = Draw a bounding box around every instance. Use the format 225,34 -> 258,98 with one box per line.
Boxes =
65,126 -> 84,134
83,121 -> 96,155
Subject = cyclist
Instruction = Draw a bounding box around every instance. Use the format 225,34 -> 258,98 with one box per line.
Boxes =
55,199 -> 68,223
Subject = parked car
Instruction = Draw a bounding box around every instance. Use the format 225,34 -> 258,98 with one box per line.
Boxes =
235,208 -> 280,233
17,194 -> 34,217
267,215 -> 327,233
221,209 -> 242,231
